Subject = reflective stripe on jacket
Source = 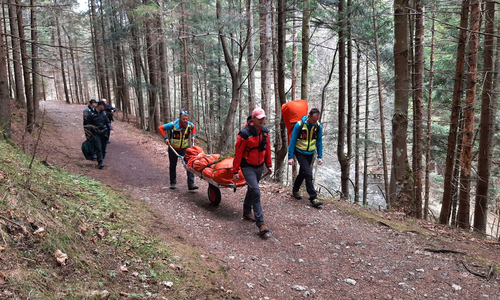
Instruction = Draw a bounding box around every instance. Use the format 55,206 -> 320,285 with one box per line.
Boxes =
296,120 -> 319,152
158,119 -> 196,150
288,115 -> 323,159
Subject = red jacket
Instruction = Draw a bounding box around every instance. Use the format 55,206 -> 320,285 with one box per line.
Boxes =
232,122 -> 272,173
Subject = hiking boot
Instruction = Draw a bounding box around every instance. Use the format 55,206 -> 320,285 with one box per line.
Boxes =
170,184 -> 177,190
310,198 -> 323,208
259,224 -> 270,235
242,213 -> 256,222
98,161 -> 104,169
188,184 -> 199,191
292,191 -> 302,200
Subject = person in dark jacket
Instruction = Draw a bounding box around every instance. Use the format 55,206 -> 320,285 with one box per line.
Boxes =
102,99 -> 116,122
83,99 -> 97,129
232,108 -> 273,236
102,99 -> 116,143
84,101 -> 113,169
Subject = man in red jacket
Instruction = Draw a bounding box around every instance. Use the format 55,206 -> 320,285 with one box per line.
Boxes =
233,108 -> 273,236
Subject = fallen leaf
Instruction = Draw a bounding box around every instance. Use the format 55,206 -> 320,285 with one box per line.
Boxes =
0,273 -> 6,285
0,245 -> 5,251
120,264 -> 128,272
109,212 -> 118,220
54,249 -> 68,266
33,227 -> 46,236
97,228 -> 105,238
26,215 -> 34,224
80,224 -> 87,234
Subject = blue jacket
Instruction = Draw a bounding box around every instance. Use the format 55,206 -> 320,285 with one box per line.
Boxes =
288,115 -> 323,159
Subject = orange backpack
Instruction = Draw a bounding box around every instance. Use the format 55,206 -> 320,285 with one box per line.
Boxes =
281,99 -> 308,143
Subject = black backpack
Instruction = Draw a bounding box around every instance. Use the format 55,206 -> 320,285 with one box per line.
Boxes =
81,140 -> 95,160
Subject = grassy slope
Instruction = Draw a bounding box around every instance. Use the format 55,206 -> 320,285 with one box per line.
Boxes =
0,138 -> 236,299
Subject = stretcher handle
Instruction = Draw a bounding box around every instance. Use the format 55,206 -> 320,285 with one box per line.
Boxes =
168,144 -> 187,166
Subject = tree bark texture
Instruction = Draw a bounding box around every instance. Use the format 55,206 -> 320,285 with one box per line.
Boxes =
457,0 -> 482,230
246,0 -> 255,115
275,0 -> 287,182
412,0 -> 424,218
390,0 -> 414,211
439,0 -> 469,225
0,9 -> 11,139
146,17 -> 159,132
372,0 -> 390,205
8,0 -> 25,107
300,0 -> 310,100
337,0 -> 349,200
30,0 -> 39,123
56,17 -> 70,104
259,0 -> 272,113
16,0 -> 33,132
473,0 -> 494,233
216,0 -> 241,155
425,4 -> 437,220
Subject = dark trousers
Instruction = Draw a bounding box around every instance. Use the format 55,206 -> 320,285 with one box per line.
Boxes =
91,132 -> 109,162
293,152 -> 317,200
168,147 -> 194,185
242,165 -> 265,227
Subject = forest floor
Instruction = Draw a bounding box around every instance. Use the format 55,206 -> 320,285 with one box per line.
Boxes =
11,100 -> 500,299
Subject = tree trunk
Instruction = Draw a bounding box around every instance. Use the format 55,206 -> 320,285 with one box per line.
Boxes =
56,17 -> 70,104
291,0 -> 297,101
127,11 -> 145,129
362,58 -> 369,206
439,0 -> 469,225
16,0 -> 33,132
62,26 -> 80,104
412,0 -> 424,218
275,0 -> 287,182
146,17 -> 159,132
8,0 -> 25,107
30,0 -> 39,122
0,9 -> 11,139
300,0 -> 310,100
390,0 -> 413,211
99,2 -> 111,102
473,0 -> 495,234
451,116 -> 464,227
345,0 -> 353,200
216,0 -> 241,155
424,4 -> 436,220
180,0 -> 191,113
457,0 -> 482,230
371,0 -> 390,206
90,0 -> 106,101
259,0 -> 272,112
158,18 -> 170,123
246,0 -> 255,114
354,44 -> 361,204
337,0 -> 349,200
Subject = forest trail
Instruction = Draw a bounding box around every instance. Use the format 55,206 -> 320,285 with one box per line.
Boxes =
30,100 -> 500,299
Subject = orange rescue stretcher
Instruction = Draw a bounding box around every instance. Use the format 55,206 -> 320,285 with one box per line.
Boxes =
170,145 -> 246,206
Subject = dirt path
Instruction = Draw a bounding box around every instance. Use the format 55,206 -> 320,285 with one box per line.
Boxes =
30,101 -> 500,299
